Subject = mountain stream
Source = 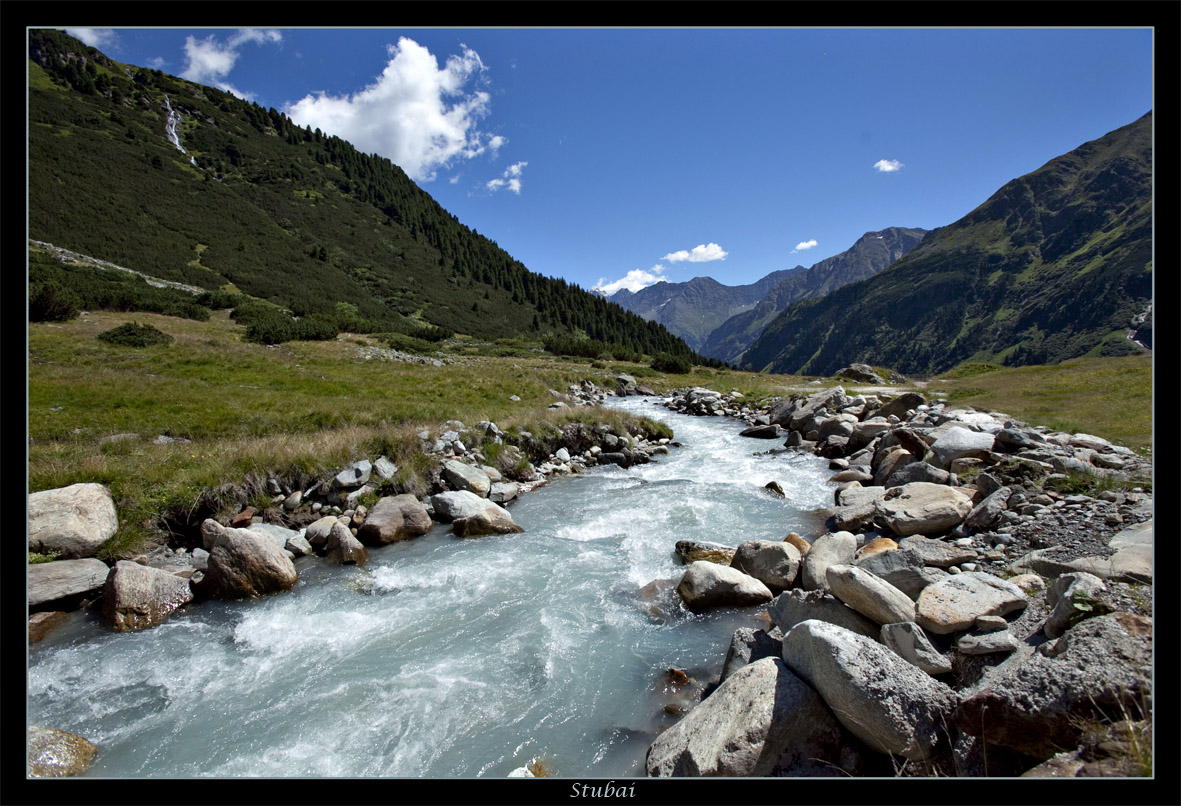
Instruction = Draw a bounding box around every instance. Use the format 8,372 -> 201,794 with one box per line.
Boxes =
26,396 -> 836,778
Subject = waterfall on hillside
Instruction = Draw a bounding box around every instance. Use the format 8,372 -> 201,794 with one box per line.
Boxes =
163,96 -> 198,167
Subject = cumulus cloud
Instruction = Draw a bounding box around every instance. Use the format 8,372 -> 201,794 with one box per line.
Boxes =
285,37 -> 504,183
661,243 -> 728,263
180,29 -> 282,100
66,28 -> 117,49
791,239 -> 818,253
487,161 -> 527,194
874,158 -> 904,173
593,265 -> 668,296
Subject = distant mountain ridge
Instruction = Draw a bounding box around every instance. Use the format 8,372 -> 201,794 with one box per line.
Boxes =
608,269 -> 801,353
702,226 -> 928,363
742,112 -> 1153,376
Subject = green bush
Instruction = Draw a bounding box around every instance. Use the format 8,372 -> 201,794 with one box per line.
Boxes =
651,352 -> 692,374
97,321 -> 173,347
382,332 -> 436,355
29,280 -> 82,322
195,290 -> 240,309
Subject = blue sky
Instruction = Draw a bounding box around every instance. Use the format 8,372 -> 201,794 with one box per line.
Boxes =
62,27 -> 1154,297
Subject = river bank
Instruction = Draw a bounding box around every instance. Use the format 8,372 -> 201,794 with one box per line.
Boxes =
27,380 -> 1153,779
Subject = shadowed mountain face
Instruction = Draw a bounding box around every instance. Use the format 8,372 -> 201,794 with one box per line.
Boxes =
608,269 -> 801,353
742,112 -> 1152,377
701,227 -> 928,363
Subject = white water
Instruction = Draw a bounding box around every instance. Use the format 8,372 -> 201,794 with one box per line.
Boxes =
26,397 -> 835,778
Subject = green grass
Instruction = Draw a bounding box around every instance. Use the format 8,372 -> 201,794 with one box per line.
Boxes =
935,355 -> 1152,455
28,310 -> 688,558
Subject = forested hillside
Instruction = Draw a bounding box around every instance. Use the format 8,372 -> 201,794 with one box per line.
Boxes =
27,29 -> 707,362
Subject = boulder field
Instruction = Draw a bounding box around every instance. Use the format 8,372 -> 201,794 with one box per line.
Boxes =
650,383 -> 1153,778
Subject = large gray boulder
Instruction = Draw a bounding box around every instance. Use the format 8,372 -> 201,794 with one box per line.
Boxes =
874,482 -> 974,537
782,619 -> 959,760
799,531 -> 857,591
27,726 -> 99,777
28,483 -> 119,559
767,589 -> 881,642
357,494 -> 432,545
954,613 -> 1152,760
430,490 -> 500,522
930,426 -> 996,468
101,560 -> 194,632
729,540 -> 801,591
916,572 -> 1028,635
896,535 -> 978,569
442,459 -> 492,497
825,564 -> 916,626
198,519 -> 298,599
835,363 -> 885,385
28,558 -> 110,611
676,562 -> 773,613
645,657 -> 854,777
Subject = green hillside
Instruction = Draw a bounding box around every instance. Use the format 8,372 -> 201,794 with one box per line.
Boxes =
27,29 -> 706,362
742,113 -> 1153,376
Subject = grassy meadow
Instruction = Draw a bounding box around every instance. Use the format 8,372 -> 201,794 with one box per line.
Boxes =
28,310 -> 1152,559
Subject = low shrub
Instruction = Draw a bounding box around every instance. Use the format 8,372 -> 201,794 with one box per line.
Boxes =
97,322 -> 173,347
651,352 -> 693,374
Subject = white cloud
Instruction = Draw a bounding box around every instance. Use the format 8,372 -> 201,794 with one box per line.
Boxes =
791,239 -> 818,253
285,37 -> 504,183
66,28 -> 117,49
486,161 -> 528,194
661,243 -> 728,263
180,29 -> 282,100
874,158 -> 904,173
593,265 -> 668,296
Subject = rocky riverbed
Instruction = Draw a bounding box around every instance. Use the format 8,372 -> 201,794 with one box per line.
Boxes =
644,379 -> 1153,778
26,374 -> 1154,779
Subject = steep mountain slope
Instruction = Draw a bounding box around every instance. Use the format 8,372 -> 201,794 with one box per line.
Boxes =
26,29 -> 700,360
608,269 -> 800,352
742,112 -> 1153,376
702,227 -> 927,363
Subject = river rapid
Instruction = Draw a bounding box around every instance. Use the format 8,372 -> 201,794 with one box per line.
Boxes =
26,396 -> 836,779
